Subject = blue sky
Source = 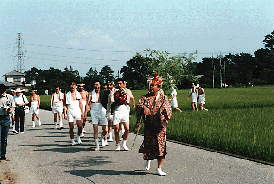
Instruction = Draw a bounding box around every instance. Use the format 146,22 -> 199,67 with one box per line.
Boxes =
1,0 -> 273,80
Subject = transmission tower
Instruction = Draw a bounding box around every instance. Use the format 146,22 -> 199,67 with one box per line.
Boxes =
16,33 -> 25,72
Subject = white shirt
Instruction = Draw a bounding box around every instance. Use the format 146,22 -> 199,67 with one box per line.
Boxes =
14,95 -> 28,107
0,94 -> 16,116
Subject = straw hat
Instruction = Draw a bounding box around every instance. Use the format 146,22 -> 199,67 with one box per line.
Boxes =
15,88 -> 23,93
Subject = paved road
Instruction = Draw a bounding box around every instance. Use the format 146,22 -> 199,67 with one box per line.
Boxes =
1,109 -> 274,184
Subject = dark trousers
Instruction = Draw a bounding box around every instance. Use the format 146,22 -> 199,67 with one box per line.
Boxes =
15,108 -> 25,132
0,116 -> 10,157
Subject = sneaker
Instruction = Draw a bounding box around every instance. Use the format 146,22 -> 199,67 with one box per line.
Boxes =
20,132 -> 24,134
71,139 -> 76,146
38,121 -> 41,126
76,136 -> 82,144
32,122 -> 35,128
105,139 -> 108,146
107,137 -> 113,142
145,160 -> 151,171
204,108 -> 209,111
115,143 -> 121,151
82,128 -> 86,133
156,168 -> 166,176
80,133 -> 84,137
54,124 -> 58,129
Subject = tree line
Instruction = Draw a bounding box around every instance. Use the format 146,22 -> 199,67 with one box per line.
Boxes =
25,30 -> 274,93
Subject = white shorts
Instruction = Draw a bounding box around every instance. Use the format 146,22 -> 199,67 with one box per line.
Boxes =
90,103 -> 108,125
107,114 -> 113,122
81,101 -> 86,114
113,105 -> 129,125
31,102 -> 39,115
170,99 -> 178,108
52,102 -> 63,114
192,94 -> 197,103
199,95 -> 205,104
67,109 -> 81,122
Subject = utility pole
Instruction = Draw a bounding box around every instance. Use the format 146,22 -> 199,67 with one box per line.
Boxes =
220,52 -> 222,88
212,54 -> 215,88
16,33 -> 25,72
224,57 -> 226,88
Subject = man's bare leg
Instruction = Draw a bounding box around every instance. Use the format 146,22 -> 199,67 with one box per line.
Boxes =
69,121 -> 76,146
11,114 -> 15,131
107,120 -> 113,141
101,125 -> 108,146
35,114 -> 41,126
76,120 -> 82,144
32,114 -> 36,127
121,122 -> 129,151
93,124 -> 100,151
113,124 -> 120,150
54,113 -> 58,129
58,112 -> 64,128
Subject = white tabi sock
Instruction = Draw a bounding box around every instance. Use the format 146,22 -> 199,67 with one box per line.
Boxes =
54,122 -> 58,129
32,121 -> 35,128
95,138 -> 100,151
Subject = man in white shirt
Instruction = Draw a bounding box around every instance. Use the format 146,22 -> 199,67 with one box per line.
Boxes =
85,81 -> 108,151
51,86 -> 64,129
29,89 -> 41,127
64,82 -> 83,146
113,79 -> 130,151
13,88 -> 28,133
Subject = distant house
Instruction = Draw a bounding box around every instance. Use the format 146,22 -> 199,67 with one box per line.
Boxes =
1,70 -> 31,91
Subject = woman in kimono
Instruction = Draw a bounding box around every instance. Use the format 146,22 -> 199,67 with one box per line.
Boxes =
134,72 -> 172,176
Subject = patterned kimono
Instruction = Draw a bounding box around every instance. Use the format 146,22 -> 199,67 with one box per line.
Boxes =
136,92 -> 172,160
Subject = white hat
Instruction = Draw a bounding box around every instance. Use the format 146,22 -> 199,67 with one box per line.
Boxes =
15,88 -> 23,93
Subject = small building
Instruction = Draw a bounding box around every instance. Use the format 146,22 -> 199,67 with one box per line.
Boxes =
1,70 -> 31,91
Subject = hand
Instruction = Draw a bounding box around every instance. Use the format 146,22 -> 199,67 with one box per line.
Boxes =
187,97 -> 189,100
64,114 -> 67,120
144,106 -> 151,115
132,104 -> 135,108
134,123 -> 140,133
162,119 -> 168,128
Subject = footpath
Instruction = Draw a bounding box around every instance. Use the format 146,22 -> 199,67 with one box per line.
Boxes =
0,109 -> 274,184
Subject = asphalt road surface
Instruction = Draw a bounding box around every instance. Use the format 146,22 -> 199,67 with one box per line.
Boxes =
1,109 -> 274,184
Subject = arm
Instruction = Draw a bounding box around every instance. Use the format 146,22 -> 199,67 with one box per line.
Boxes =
160,96 -> 172,127
79,100 -> 83,117
134,96 -> 146,132
50,94 -> 54,108
63,94 -> 67,120
85,94 -> 91,118
38,95 -> 40,109
130,96 -> 135,108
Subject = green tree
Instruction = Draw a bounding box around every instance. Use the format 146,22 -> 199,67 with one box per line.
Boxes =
99,65 -> 115,84
83,67 -> 102,91
144,49 -> 198,91
120,53 -> 153,89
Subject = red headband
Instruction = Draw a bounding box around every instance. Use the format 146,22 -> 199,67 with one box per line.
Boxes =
149,72 -> 162,86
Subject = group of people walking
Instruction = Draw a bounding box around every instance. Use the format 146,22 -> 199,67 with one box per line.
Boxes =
1,73 -> 207,176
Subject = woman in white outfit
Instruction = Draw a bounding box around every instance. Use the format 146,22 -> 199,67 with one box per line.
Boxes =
170,87 -> 182,112
187,83 -> 198,111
